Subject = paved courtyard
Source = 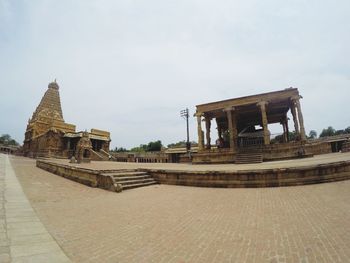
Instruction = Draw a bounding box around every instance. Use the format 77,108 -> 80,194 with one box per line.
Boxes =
2,154 -> 350,262
47,152 -> 350,172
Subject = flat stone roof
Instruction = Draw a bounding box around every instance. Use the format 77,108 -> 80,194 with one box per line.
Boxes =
196,87 -> 299,114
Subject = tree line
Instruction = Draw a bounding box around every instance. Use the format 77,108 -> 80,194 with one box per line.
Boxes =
315,126 -> 350,138
112,140 -> 163,153
0,134 -> 19,146
272,125 -> 350,143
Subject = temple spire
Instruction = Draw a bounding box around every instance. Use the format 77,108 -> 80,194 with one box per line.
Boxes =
31,81 -> 63,120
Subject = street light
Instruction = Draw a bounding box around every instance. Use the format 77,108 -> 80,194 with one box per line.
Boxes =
180,108 -> 191,151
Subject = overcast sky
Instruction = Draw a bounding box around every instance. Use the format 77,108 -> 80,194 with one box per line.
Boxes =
0,0 -> 349,149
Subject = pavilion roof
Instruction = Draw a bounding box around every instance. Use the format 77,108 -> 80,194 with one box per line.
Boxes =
196,88 -> 300,114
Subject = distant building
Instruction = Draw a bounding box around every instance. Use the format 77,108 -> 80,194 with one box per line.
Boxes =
23,81 -> 110,159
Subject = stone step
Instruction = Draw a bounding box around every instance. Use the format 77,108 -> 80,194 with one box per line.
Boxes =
236,154 -> 262,157
236,152 -> 263,164
114,180 -> 157,192
236,160 -> 262,164
236,157 -> 262,161
108,171 -> 158,192
236,158 -> 261,161
114,175 -> 152,181
103,171 -> 148,177
115,178 -> 156,186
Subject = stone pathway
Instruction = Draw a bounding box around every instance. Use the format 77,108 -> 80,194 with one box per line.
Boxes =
0,154 -> 70,262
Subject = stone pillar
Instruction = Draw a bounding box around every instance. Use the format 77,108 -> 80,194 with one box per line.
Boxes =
205,116 -> 211,149
257,101 -> 270,145
281,121 -> 287,143
291,101 -> 299,139
225,107 -> 237,151
293,96 -> 306,141
216,119 -> 222,139
285,115 -> 290,142
196,114 -> 204,151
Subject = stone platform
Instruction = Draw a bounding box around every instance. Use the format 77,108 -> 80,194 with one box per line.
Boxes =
37,152 -> 350,191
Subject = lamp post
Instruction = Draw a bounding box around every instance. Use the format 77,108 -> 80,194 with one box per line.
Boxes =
180,108 -> 191,151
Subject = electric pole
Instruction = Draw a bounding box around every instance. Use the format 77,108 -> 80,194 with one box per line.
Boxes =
180,108 -> 191,151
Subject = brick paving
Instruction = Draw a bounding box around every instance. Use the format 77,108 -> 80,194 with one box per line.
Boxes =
7,155 -> 350,262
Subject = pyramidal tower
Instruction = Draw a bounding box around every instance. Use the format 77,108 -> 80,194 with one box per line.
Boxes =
23,81 -> 76,157
31,81 -> 64,121
22,81 -> 110,158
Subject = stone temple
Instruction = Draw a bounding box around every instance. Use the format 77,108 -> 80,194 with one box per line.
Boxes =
23,81 -> 111,159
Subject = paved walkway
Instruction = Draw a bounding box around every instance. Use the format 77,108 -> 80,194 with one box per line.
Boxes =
46,152 -> 350,172
0,154 -> 70,262
4,154 -> 350,262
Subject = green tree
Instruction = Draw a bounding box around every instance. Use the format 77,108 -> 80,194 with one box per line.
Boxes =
335,129 -> 345,135
167,140 -> 197,148
146,140 -> 162,151
319,126 -> 336,137
308,130 -> 317,139
167,140 -> 186,148
130,140 -> 163,152
0,134 -> 19,146
112,146 -> 128,152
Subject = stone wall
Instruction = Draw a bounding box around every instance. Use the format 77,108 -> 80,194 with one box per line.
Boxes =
37,158 -> 350,190
192,149 -> 235,164
147,160 -> 350,188
36,160 -> 115,191
111,152 -> 169,163
192,141 -> 332,164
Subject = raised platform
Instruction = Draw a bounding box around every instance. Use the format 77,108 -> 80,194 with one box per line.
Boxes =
192,141 -> 332,164
36,152 -> 350,191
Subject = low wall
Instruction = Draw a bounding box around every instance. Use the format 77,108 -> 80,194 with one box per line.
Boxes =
37,158 -> 350,190
36,160 -> 116,191
192,141 -> 332,163
192,149 -> 235,164
111,152 -> 169,163
146,160 -> 350,188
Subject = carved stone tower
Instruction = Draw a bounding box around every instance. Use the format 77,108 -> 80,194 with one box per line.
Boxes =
23,81 -> 76,157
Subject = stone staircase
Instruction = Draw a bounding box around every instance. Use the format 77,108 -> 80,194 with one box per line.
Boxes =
99,149 -> 115,160
235,149 -> 263,164
101,170 -> 157,192
90,149 -> 106,161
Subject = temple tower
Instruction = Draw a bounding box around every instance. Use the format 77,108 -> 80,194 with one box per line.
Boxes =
31,81 -> 64,121
23,81 -> 76,157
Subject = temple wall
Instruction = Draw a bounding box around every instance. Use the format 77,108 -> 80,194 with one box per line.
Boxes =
192,149 -> 235,164
263,141 -> 332,161
110,152 -> 169,163
147,159 -> 350,187
191,141 -> 333,164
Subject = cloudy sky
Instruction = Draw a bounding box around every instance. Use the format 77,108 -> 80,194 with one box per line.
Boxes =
0,0 -> 349,149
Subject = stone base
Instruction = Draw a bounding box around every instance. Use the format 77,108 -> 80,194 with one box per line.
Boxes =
192,141 -> 332,164
36,156 -> 350,189
192,149 -> 235,164
77,158 -> 91,164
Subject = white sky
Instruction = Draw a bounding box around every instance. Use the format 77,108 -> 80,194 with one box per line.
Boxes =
0,0 -> 349,149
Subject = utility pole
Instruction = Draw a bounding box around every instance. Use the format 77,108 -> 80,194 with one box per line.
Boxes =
180,108 -> 191,152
